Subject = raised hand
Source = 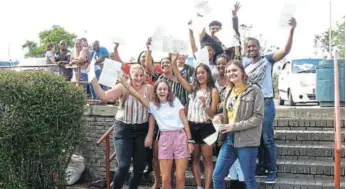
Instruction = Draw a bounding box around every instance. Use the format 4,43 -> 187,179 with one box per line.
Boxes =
232,2 -> 241,17
288,17 -> 297,29
146,37 -> 152,50
113,42 -> 119,50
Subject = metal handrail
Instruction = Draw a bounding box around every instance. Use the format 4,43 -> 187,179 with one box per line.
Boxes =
96,125 -> 115,189
333,49 -> 341,189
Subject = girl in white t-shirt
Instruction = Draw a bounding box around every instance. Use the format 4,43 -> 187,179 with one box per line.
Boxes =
118,77 -> 194,189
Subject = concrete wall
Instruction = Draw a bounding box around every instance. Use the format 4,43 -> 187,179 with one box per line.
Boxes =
77,105 -> 344,180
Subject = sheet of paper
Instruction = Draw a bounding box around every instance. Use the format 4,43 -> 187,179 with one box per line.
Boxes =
194,46 -> 209,65
172,39 -> 189,54
111,37 -> 126,45
162,36 -> 174,53
151,26 -> 166,52
87,60 -> 96,83
191,15 -> 207,35
203,121 -> 221,145
217,28 -> 240,49
194,0 -> 212,15
278,3 -> 296,28
98,58 -> 122,88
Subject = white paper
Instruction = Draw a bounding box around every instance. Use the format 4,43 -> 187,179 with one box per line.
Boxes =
217,28 -> 240,49
151,26 -> 166,52
203,121 -> 221,145
111,37 -> 126,45
278,3 -> 296,28
98,59 -> 122,88
162,36 -> 174,53
194,46 -> 209,65
87,60 -> 96,83
194,0 -> 212,15
191,15 -> 207,35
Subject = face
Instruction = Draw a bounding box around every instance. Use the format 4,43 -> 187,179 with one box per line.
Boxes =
140,53 -> 146,64
177,55 -> 187,65
226,64 -> 244,84
93,42 -> 100,52
216,57 -> 228,75
130,68 -> 145,87
206,45 -> 215,61
161,58 -> 172,73
246,40 -> 260,58
81,40 -> 88,48
60,41 -> 67,50
210,25 -> 221,35
75,40 -> 82,50
196,66 -> 208,84
156,82 -> 169,102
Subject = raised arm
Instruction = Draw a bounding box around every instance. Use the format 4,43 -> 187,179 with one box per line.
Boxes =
232,2 -> 241,37
112,43 -> 124,63
90,78 -> 124,102
144,38 -> 155,75
117,76 -> 150,109
272,17 -> 297,63
187,21 -> 198,55
171,54 -> 193,93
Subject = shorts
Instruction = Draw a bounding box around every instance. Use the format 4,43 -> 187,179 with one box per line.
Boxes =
189,122 -> 216,144
158,130 -> 189,160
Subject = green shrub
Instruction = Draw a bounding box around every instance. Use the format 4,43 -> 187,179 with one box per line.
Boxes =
0,71 -> 86,189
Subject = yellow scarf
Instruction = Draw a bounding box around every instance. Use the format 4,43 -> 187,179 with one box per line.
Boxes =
227,83 -> 247,124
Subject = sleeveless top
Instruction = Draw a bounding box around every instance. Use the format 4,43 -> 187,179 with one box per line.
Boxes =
187,90 -> 212,123
115,85 -> 149,124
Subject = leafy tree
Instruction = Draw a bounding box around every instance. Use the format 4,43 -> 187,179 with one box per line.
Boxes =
315,16 -> 345,58
22,25 -> 77,58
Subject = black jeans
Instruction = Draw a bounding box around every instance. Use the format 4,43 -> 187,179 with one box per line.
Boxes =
112,121 -> 149,189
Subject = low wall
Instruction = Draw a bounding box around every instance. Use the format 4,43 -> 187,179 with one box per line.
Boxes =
77,105 -> 344,180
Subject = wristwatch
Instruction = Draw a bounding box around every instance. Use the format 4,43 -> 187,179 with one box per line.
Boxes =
187,138 -> 195,144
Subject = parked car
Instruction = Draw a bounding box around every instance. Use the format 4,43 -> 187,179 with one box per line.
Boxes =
278,58 -> 322,106
15,58 -> 59,75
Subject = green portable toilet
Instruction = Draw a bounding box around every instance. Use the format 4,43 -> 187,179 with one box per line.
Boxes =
315,59 -> 345,107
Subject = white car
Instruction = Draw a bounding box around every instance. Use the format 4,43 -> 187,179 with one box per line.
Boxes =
278,59 -> 322,106
15,58 -> 59,75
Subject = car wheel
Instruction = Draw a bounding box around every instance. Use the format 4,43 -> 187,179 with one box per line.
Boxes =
288,89 -> 295,106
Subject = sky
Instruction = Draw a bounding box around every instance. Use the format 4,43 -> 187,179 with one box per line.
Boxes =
0,0 -> 345,61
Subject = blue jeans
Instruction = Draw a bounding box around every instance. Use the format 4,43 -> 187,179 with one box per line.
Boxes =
90,69 -> 107,100
257,98 -> 277,173
213,134 -> 258,189
229,159 -> 244,181
112,121 -> 149,189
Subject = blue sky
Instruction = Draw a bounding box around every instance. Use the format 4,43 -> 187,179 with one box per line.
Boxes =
0,0 -> 344,61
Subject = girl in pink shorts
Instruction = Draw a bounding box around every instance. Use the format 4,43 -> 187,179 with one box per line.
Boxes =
118,77 -> 194,189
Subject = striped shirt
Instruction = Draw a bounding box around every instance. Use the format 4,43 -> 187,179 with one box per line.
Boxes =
159,75 -> 189,106
115,85 -> 149,124
187,90 -> 212,122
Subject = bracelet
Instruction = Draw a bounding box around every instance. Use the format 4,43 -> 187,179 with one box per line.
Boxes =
187,139 -> 195,144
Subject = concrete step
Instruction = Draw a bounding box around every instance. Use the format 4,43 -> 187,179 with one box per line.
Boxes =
274,118 -> 345,130
276,144 -> 345,160
138,169 -> 345,189
275,130 -> 345,142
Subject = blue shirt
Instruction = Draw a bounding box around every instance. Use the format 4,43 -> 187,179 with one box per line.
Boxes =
243,54 -> 276,98
90,47 -> 109,70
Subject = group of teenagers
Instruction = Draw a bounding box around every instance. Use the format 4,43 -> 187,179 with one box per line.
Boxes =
87,3 -> 297,189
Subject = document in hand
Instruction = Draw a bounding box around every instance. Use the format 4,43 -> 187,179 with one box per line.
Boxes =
87,60 -> 96,83
278,3 -> 296,28
217,28 -> 240,49
194,46 -> 209,65
98,59 -> 122,88
203,121 -> 221,145
194,0 -> 212,15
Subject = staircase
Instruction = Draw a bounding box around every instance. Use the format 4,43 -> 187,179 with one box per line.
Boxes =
136,118 -> 345,189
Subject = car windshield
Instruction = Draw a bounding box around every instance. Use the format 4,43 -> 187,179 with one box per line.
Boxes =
0,61 -> 12,67
292,59 -> 322,73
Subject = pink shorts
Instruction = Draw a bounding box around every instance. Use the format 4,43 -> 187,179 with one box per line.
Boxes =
158,130 -> 189,160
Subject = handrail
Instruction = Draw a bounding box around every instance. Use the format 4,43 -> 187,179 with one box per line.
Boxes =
333,49 -> 341,189
97,126 -> 115,145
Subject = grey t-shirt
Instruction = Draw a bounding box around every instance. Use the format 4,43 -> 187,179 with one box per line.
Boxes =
45,51 -> 54,64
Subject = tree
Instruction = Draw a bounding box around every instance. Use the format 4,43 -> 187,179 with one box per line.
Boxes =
22,25 -> 77,58
315,16 -> 345,58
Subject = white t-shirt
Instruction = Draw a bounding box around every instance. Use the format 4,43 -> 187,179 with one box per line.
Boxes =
149,98 -> 184,131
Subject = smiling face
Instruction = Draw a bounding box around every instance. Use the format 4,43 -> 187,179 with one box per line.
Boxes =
140,52 -> 146,64
130,66 -> 145,87
160,58 -> 172,74
226,61 -> 245,85
216,56 -> 228,76
206,45 -> 215,62
246,39 -> 260,58
155,82 -> 169,103
196,66 -> 208,85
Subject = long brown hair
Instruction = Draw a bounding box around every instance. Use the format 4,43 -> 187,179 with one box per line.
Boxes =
153,79 -> 175,109
225,60 -> 247,88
